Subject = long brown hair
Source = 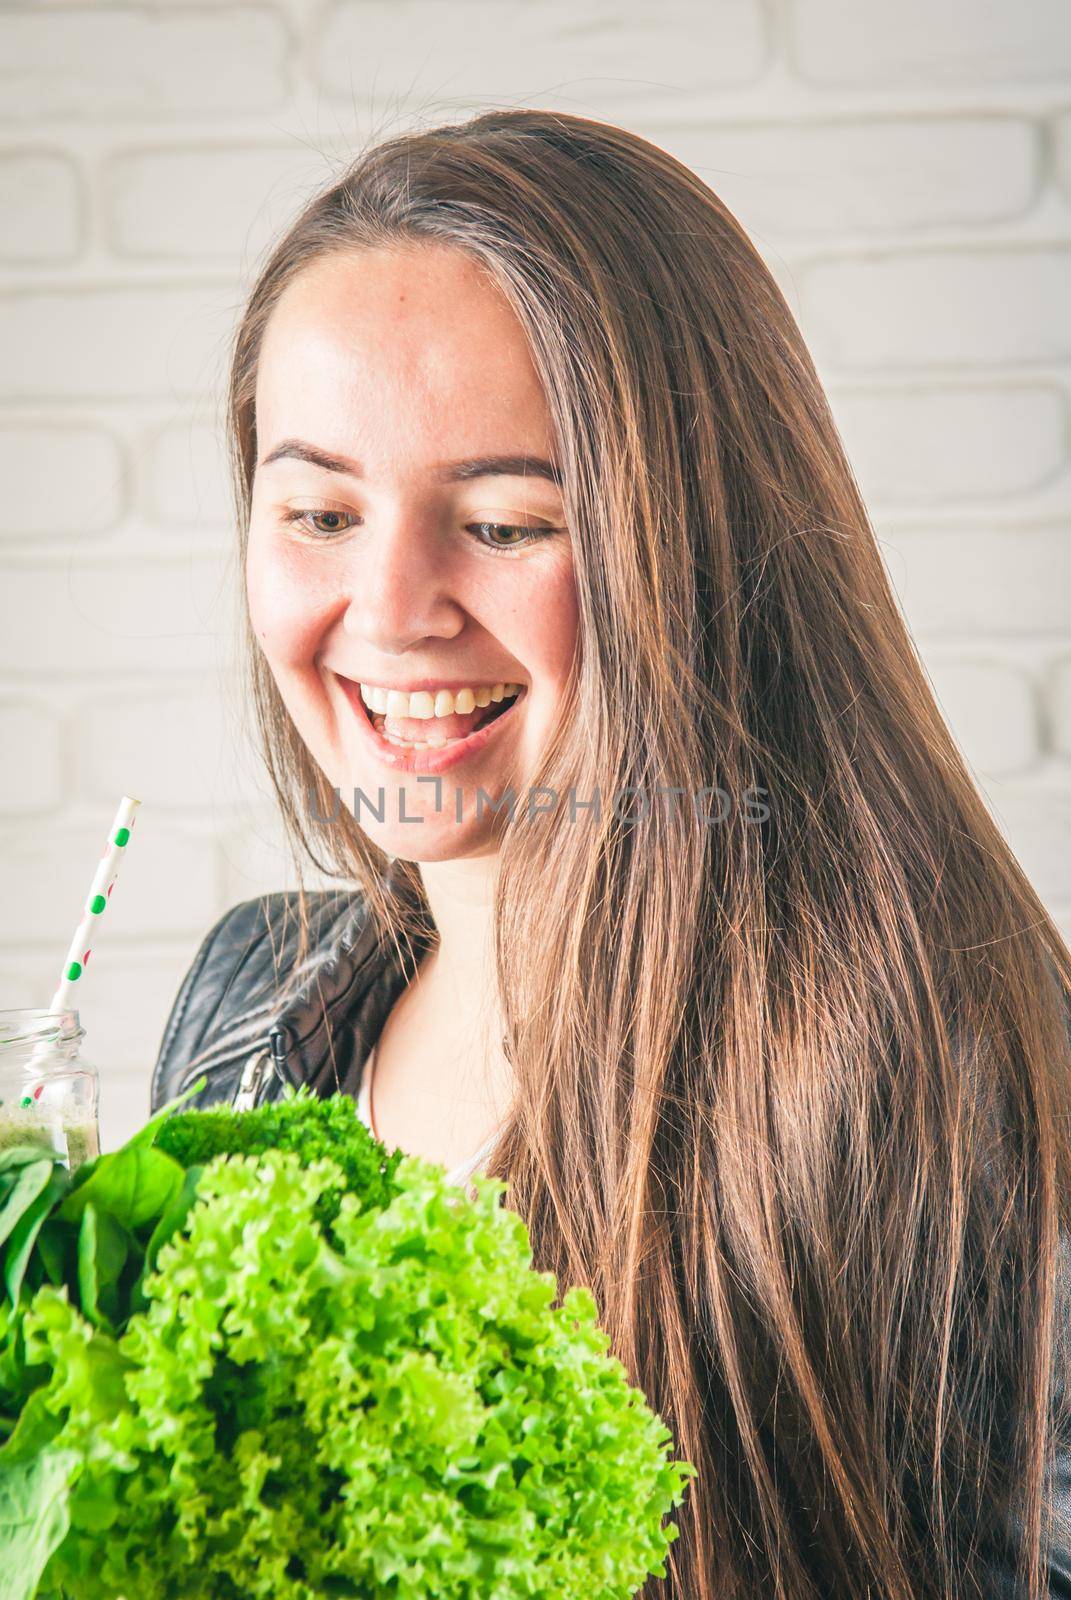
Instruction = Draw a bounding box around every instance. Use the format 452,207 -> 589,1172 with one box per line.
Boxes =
222,108 -> 1071,1598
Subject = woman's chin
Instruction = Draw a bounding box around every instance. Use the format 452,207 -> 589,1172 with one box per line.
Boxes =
326,774 -> 506,858
360,818 -> 504,864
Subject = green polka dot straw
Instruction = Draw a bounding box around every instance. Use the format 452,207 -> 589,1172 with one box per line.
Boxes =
48,795 -> 141,1013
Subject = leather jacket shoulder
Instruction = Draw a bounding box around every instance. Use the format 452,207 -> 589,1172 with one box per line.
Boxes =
150,882 -> 432,1116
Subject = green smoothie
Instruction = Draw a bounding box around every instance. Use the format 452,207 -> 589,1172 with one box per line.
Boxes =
62,1120 -> 100,1169
0,1111 -> 99,1171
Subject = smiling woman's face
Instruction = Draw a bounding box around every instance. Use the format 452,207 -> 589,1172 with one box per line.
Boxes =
246,242 -> 580,862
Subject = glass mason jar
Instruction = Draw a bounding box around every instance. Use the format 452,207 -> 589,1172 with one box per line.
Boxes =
0,1009 -> 101,1171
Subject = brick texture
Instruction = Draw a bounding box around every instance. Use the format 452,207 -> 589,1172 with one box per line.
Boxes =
0,557 -> 226,676
924,658 -> 1040,777
660,117 -> 1039,236
0,285 -> 236,402
0,424 -> 125,540
1051,657 -> 1071,759
0,7 -> 289,119
0,151 -> 83,262
802,249 -> 1071,370
881,526 -> 1071,636
141,420 -> 233,529
831,385 -> 1066,504
789,0 -> 1071,88
316,1 -> 768,104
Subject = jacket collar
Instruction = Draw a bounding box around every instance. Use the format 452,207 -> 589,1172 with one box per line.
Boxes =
267,864 -> 433,1102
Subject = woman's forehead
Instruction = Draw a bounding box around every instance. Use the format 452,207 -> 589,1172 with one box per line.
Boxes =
254,253 -> 556,477
261,244 -> 529,369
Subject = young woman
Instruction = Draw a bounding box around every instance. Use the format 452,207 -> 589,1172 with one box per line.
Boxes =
151,108 -> 1071,1598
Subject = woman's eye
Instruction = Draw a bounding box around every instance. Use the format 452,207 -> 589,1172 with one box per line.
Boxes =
281,508 -> 357,538
280,509 -> 556,551
467,521 -> 557,553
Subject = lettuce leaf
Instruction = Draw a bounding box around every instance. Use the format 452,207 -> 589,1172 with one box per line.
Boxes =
19,1147 -> 693,1598
0,1087 -> 695,1598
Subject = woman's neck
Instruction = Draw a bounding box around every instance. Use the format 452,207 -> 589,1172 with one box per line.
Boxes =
366,853 -> 511,1166
416,852 -> 501,995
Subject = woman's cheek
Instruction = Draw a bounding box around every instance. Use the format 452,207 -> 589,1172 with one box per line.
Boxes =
245,539 -> 325,667
535,549 -> 580,685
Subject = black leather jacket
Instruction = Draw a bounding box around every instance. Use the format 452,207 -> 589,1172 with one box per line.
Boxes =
151,886 -> 430,1119
150,889 -> 1071,1595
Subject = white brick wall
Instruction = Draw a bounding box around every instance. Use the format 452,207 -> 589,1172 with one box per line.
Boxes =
1,1 -> 1069,1150
802,248 -> 1071,368
788,0 -> 1071,88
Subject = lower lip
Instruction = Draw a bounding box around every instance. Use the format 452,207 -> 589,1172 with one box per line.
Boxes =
337,677 -> 526,775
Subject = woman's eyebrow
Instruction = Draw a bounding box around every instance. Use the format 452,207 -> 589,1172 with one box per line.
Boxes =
259,438 -> 563,488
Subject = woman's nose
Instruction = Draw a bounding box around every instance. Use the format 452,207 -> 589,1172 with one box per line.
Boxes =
340,509 -> 464,650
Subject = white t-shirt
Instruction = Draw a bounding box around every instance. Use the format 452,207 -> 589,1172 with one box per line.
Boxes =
355,1040 -> 502,1192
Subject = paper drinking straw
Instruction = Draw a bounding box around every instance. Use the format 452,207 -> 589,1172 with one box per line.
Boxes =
20,796 -> 141,1097
48,795 -> 141,1013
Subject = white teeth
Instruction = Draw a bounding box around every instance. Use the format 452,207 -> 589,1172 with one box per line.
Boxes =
377,724 -> 464,749
385,689 -> 411,720
407,690 -> 436,720
358,680 -> 522,719
367,678 -> 525,749
380,727 -> 449,748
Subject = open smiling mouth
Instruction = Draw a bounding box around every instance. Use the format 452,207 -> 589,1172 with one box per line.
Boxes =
334,675 -> 526,774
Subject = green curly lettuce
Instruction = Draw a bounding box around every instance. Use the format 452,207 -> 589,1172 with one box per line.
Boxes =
9,1138 -> 694,1599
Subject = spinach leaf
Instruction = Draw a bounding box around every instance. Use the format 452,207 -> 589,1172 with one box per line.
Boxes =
5,1168 -> 73,1306
0,1161 -> 55,1252
76,1204 -> 131,1337
55,1143 -> 184,1236
0,1444 -> 79,1600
